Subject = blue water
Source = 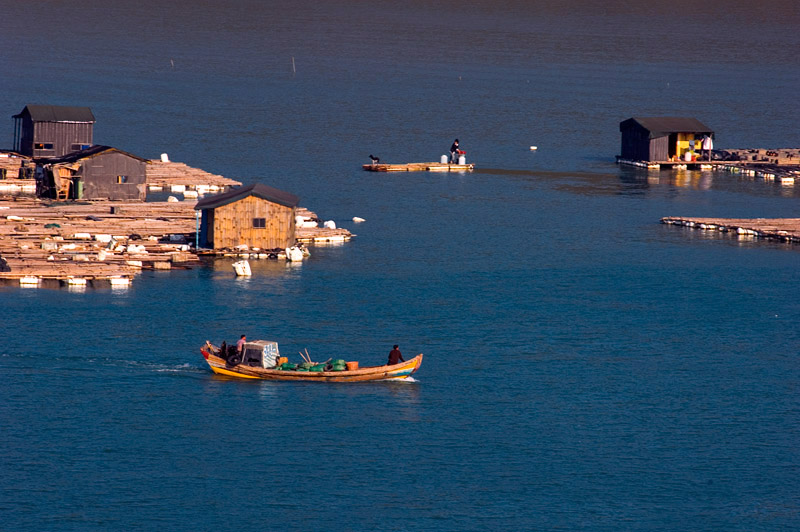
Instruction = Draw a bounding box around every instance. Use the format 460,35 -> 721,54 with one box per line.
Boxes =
2,1 -> 800,530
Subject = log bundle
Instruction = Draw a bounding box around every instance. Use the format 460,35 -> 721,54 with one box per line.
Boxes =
0,197 -> 199,284
146,161 -> 241,189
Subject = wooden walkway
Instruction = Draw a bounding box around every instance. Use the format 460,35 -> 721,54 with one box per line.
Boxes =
363,162 -> 474,172
661,216 -> 800,244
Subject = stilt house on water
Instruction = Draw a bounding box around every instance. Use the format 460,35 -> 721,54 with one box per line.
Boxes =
36,146 -> 148,201
194,183 -> 299,250
619,117 -> 714,162
13,105 -> 95,158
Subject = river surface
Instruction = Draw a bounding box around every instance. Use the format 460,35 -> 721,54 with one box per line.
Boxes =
2,1 -> 800,530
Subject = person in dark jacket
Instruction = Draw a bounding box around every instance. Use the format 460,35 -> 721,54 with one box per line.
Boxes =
387,345 -> 405,365
449,139 -> 460,163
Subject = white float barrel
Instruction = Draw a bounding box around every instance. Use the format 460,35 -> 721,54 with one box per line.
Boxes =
441,155 -> 448,164
458,155 -> 466,165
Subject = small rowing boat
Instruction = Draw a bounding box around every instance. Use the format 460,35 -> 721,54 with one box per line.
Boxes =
200,340 -> 423,382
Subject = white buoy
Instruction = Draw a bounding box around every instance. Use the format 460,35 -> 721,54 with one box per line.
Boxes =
323,220 -> 336,229
530,146 -> 537,150
352,217 -> 365,223
233,260 -> 251,276
160,153 -> 170,162
285,247 -> 304,262
19,276 -> 40,285
109,277 -> 130,287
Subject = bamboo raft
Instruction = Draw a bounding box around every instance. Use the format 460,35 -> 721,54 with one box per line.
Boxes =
362,162 -> 474,172
661,216 -> 800,244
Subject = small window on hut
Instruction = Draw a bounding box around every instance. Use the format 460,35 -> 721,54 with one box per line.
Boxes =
34,142 -> 54,150
71,143 -> 92,151
253,218 -> 266,228
117,175 -> 128,184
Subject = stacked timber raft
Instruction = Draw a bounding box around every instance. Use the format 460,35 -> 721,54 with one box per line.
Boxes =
0,197 -> 353,286
0,153 -> 35,194
146,160 -> 241,191
0,197 -> 199,286
294,208 -> 353,244
662,216 -> 800,244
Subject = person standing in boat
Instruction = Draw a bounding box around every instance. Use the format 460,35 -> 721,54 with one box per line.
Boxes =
236,334 -> 246,355
449,139 -> 460,163
388,345 -> 405,365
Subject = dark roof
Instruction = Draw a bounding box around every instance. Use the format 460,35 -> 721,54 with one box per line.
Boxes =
13,105 -> 95,123
39,145 -> 148,164
195,183 -> 300,210
620,117 -> 713,138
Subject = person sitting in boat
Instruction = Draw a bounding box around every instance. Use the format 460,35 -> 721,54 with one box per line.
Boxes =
387,345 -> 405,365
449,139 -> 460,163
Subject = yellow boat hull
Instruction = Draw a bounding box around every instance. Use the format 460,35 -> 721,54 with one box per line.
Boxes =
201,346 -> 422,382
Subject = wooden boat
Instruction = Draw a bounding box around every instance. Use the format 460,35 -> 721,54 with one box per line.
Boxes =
200,340 -> 423,382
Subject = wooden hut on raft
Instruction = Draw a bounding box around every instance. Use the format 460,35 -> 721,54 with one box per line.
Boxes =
194,183 -> 299,250
619,117 -> 714,162
36,145 -> 148,201
13,105 -> 95,158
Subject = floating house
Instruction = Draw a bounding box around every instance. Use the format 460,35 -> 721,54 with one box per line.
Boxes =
12,105 -> 95,158
37,145 -> 148,200
195,183 -> 299,250
619,117 -> 714,162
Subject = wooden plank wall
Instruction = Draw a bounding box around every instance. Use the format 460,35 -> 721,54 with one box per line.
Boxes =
212,196 -> 295,249
33,122 -> 93,158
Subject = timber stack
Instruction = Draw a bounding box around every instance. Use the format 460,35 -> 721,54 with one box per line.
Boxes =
146,160 -> 241,192
0,197 -> 199,287
0,197 -> 353,287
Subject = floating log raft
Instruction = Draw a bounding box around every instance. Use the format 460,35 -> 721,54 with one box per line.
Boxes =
661,216 -> 800,244
294,207 -> 353,244
363,162 -> 474,172
618,148 -> 800,173
146,160 -> 242,191
0,153 -> 35,194
295,226 -> 352,243
0,197 -> 200,285
0,197 -> 353,285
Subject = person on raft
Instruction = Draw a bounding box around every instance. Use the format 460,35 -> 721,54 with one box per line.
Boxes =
449,139 -> 460,163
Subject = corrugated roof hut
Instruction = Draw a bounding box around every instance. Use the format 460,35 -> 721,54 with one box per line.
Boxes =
37,145 -> 147,200
13,105 -> 95,158
620,117 -> 713,162
194,183 -> 299,250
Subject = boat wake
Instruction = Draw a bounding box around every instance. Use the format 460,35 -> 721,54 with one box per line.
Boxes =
154,363 -> 203,374
120,360 -> 206,375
